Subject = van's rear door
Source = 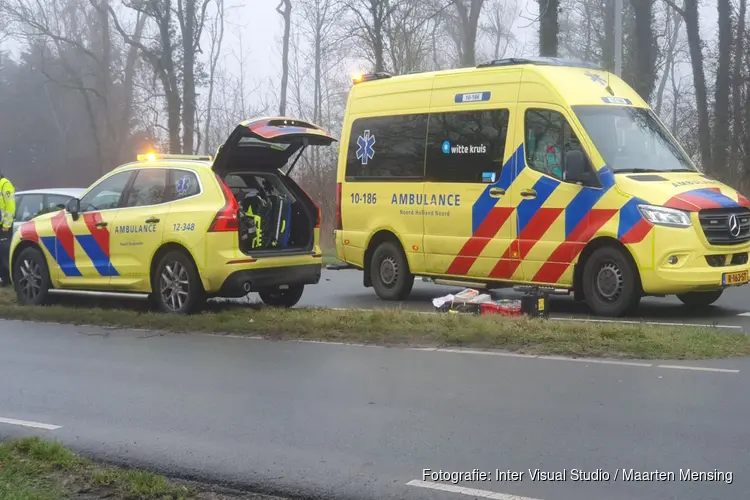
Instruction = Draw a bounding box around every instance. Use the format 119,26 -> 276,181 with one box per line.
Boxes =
212,117 -> 337,176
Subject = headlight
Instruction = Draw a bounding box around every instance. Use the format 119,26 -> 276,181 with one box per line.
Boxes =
638,204 -> 692,228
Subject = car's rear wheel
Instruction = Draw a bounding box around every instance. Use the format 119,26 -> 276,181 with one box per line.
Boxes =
152,250 -> 205,314
259,285 -> 304,308
582,245 -> 640,317
677,290 -> 723,308
13,247 -> 52,306
370,240 -> 414,301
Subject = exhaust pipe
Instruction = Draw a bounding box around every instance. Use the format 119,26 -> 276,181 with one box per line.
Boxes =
243,282 -> 251,293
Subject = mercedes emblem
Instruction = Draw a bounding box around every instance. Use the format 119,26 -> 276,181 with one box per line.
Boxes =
729,214 -> 741,238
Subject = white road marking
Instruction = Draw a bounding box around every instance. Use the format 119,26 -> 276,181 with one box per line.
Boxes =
0,416 -> 61,430
406,479 -> 543,499
738,312 -> 750,316
554,317 -> 744,330
657,364 -> 740,373
536,355 -> 652,367
408,347 -> 738,373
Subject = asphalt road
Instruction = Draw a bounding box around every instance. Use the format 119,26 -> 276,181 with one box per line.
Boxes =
0,320 -> 748,500
289,268 -> 750,330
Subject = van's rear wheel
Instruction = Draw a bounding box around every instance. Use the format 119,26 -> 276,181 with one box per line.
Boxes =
582,246 -> 640,317
370,240 -> 414,301
152,250 -> 205,314
259,285 -> 304,308
677,290 -> 723,308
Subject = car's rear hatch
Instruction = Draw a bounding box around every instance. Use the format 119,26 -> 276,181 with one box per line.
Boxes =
211,117 -> 337,259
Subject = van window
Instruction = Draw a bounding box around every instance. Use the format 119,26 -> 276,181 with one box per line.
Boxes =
345,114 -> 428,180
525,109 -> 584,180
426,109 -> 510,183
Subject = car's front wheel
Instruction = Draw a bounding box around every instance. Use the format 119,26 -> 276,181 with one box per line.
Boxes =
259,285 -> 304,308
13,246 -> 52,306
152,250 -> 205,314
677,290 -> 723,308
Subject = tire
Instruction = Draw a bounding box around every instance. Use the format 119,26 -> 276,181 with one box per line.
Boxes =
13,246 -> 52,306
259,285 -> 304,308
151,250 -> 205,314
370,240 -> 414,301
582,245 -> 641,317
677,290 -> 723,308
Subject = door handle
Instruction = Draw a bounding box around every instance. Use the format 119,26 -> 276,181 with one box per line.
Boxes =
95,221 -> 108,228
520,189 -> 537,199
145,217 -> 160,224
489,187 -> 505,198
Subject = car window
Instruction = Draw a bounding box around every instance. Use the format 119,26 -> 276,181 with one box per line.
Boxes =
525,109 -> 586,181
345,114 -> 428,179
169,170 -> 201,200
17,194 -> 44,222
42,194 -> 71,216
426,109 -> 510,183
13,195 -> 24,222
124,169 -> 168,207
80,171 -> 132,212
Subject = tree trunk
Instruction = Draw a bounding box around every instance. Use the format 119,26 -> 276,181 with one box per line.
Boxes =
655,9 -> 681,116
630,0 -> 656,102
602,0 -> 614,71
731,0 -> 746,179
278,0 -> 292,115
205,0 -> 225,155
121,13 -> 147,162
683,0 -> 712,173
713,0 -> 732,177
539,0 -> 559,57
372,0 -> 385,72
182,0 -> 197,154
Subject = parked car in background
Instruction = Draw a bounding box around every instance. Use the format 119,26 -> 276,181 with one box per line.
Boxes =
13,188 -> 86,234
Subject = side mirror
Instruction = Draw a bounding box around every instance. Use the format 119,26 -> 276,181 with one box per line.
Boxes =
563,150 -> 596,186
66,198 -> 81,220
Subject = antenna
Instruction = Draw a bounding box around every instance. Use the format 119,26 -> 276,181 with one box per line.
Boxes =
605,70 -> 615,96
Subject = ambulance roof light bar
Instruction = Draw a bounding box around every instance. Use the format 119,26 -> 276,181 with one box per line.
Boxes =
352,72 -> 392,84
477,57 -> 602,70
137,153 -> 213,162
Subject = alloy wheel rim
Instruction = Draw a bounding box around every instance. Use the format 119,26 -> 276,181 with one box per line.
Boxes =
18,258 -> 42,300
596,262 -> 623,301
160,261 -> 189,311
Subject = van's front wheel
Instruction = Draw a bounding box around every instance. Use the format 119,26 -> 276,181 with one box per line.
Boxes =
582,246 -> 640,317
370,241 -> 414,301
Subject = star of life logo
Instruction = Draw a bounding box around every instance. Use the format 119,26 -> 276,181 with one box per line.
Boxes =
585,71 -> 607,85
356,130 -> 376,165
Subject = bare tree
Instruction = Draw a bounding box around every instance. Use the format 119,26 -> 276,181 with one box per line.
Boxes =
203,0 -> 224,155
345,0 -> 399,72
278,0 -> 292,115
665,0 -> 712,173
730,0 -> 747,174
538,0 -> 559,57
452,0 -> 485,66
712,0 -> 732,176
482,0 -> 517,59
654,4 -> 682,116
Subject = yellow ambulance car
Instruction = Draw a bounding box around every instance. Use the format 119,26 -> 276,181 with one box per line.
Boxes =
333,57 -> 750,317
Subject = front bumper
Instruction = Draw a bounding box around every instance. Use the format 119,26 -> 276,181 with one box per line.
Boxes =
639,224 -> 750,294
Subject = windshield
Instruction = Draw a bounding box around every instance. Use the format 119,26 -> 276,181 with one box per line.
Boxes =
572,105 -> 697,173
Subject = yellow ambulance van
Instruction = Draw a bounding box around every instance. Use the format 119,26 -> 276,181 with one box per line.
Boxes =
333,57 -> 750,317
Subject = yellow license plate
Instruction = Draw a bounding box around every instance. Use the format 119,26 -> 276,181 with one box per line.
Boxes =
722,271 -> 749,286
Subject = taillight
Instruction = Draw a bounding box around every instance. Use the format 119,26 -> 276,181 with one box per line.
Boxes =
208,174 -> 240,232
335,182 -> 342,230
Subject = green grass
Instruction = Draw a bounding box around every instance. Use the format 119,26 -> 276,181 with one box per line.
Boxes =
0,288 -> 749,360
0,437 -> 191,500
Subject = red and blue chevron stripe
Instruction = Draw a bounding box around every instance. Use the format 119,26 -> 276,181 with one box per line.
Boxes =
33,211 -> 118,278
664,187 -> 750,211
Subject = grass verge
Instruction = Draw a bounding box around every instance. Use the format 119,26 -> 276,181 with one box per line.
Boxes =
0,289 -> 748,360
0,437 -> 281,500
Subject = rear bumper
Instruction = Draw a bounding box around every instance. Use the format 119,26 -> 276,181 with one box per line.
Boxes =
218,263 -> 322,298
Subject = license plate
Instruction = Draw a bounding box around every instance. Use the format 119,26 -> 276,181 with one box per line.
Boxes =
722,271 -> 749,286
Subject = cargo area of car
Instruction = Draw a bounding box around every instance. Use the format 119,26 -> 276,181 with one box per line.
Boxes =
224,171 -> 315,256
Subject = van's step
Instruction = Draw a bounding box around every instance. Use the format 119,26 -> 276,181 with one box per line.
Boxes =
326,263 -> 356,270
420,277 -> 489,289
513,285 -> 571,295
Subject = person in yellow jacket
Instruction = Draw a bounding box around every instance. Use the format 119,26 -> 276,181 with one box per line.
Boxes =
0,170 -> 16,286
